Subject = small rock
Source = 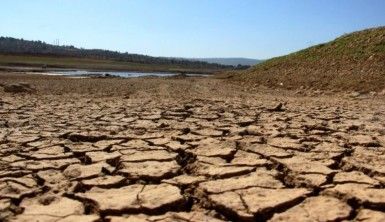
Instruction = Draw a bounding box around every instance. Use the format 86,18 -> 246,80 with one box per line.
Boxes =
369,91 -> 377,97
2,83 -> 35,93
267,102 -> 285,112
350,91 -> 361,97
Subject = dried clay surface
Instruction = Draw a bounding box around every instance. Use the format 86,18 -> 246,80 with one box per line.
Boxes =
1,73 -> 385,221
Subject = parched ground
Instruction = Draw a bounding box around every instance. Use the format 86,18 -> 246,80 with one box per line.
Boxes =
1,72 -> 385,222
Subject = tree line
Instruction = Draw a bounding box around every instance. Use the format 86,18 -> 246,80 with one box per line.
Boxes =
0,37 -> 235,69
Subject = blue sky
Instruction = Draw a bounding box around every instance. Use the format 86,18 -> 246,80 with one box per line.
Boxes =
1,0 -> 385,59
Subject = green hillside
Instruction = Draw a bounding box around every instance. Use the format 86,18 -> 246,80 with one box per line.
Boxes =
229,27 -> 385,91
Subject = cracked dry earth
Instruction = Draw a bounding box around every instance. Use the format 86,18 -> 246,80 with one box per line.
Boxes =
1,75 -> 385,221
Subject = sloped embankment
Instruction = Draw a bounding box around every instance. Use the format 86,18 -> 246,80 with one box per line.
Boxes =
229,27 -> 385,92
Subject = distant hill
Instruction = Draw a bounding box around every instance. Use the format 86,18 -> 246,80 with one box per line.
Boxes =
229,27 -> 385,91
190,58 -> 262,66
0,37 -> 232,71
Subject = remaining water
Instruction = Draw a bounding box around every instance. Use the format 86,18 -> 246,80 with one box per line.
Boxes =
48,70 -> 209,78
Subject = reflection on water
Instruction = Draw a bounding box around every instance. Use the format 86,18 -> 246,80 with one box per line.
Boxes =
49,70 -> 209,78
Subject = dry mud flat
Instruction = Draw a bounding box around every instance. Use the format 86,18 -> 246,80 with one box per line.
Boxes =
1,74 -> 385,221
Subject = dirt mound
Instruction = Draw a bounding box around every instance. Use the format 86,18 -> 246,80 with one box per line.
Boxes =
227,26 -> 385,92
1,82 -> 35,93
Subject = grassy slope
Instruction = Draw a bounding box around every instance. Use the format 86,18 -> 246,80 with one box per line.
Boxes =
229,27 -> 385,91
0,54 -> 223,73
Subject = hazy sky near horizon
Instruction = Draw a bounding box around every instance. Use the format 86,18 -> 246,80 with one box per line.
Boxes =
1,0 -> 385,59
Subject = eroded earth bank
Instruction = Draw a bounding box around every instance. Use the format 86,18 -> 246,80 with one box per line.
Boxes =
1,72 -> 385,222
